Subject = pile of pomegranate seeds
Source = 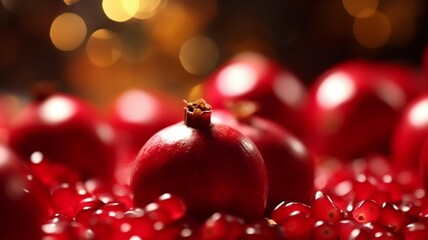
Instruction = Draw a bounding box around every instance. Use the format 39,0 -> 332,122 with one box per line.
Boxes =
32,154 -> 428,239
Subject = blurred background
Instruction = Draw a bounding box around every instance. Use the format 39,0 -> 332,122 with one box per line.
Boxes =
0,0 -> 427,109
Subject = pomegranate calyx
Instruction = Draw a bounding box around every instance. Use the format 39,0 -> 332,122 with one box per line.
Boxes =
184,98 -> 212,128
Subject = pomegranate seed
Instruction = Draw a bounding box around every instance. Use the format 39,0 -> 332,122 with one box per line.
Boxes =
352,200 -> 380,223
74,197 -> 105,214
312,220 -> 339,240
373,231 -> 401,240
156,193 -> 187,221
352,174 -> 377,202
280,210 -> 314,239
51,183 -> 90,216
271,201 -> 311,224
311,191 -> 342,224
378,202 -> 408,233
200,212 -> 244,240
144,202 -> 173,224
101,202 -> 127,213
404,222 -> 428,240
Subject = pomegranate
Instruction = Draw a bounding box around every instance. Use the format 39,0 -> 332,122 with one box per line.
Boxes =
7,93 -> 117,183
391,93 -> 428,169
304,59 -> 418,161
0,145 -> 51,240
108,88 -> 182,184
211,103 -> 314,215
201,51 -> 307,138
131,99 -> 268,221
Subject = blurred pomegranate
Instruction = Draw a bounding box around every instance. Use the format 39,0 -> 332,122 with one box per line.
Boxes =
8,93 -> 117,183
391,93 -> 428,170
108,88 -> 182,184
304,59 -> 420,161
212,104 -> 314,215
201,52 -> 307,138
0,145 -> 51,240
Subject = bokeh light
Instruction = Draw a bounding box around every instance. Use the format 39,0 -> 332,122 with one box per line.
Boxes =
353,11 -> 391,49
1,0 -> 15,11
63,0 -> 79,5
134,0 -> 163,19
179,36 -> 219,75
50,13 -> 87,51
86,29 -> 122,67
342,0 -> 379,18
102,0 -> 140,22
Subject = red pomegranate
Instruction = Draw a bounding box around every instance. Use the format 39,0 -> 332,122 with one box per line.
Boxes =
7,93 -> 117,182
211,103 -> 314,215
392,93 -> 428,169
201,51 -> 307,138
304,59 -> 419,161
131,99 -> 268,221
108,88 -> 182,184
0,144 -> 51,240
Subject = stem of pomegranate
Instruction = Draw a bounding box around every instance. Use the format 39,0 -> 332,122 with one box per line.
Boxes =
184,98 -> 212,128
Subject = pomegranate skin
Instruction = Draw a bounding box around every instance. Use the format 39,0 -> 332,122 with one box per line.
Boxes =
108,89 -> 182,184
392,93 -> 428,169
131,121 -> 268,222
212,110 -> 314,215
304,60 -> 417,161
0,145 -> 51,240
201,52 -> 307,138
7,93 -> 117,182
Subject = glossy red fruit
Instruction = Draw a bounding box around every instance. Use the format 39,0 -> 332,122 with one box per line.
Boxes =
271,201 -> 312,224
200,212 -> 244,240
212,107 -> 314,215
201,52 -> 307,137
0,145 -> 51,240
131,99 -> 268,221
404,222 -> 428,240
280,210 -> 314,239
304,59 -> 418,161
311,191 -> 343,224
391,93 -> 428,169
7,93 -> 117,182
352,200 -> 380,223
109,88 -> 182,184
312,220 -> 339,240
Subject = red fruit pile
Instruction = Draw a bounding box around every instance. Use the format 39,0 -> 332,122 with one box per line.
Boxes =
3,50 -> 428,239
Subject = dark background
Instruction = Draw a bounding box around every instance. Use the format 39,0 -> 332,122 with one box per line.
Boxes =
1,0 -> 427,105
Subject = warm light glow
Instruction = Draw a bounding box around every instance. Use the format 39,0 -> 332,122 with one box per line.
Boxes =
1,0 -> 15,11
86,29 -> 122,67
342,0 -> 379,18
408,99 -> 428,128
216,63 -> 258,97
0,145 -> 9,166
102,0 -> 140,22
63,0 -> 79,5
353,11 -> 391,49
134,0 -> 162,19
50,13 -> 87,51
179,36 -> 220,75
273,73 -> 305,107
39,96 -> 76,124
116,90 -> 157,123
96,123 -> 114,143
187,84 -> 203,101
316,72 -> 356,109
375,81 -> 405,109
